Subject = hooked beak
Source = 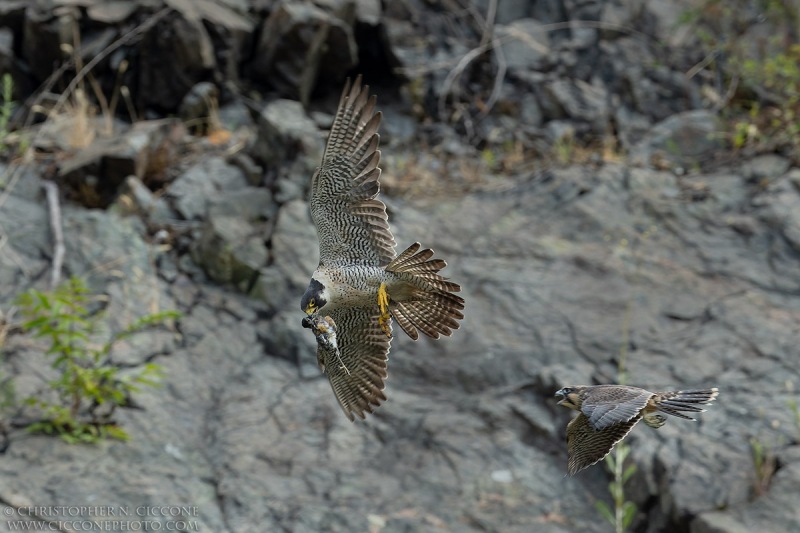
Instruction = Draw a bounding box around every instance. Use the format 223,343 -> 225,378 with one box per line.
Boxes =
554,388 -> 568,405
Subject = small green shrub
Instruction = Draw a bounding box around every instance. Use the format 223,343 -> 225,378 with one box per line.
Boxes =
0,72 -> 13,151
733,43 -> 800,156
597,283 -> 638,532
789,398 -> 800,439
682,0 -> 800,160
16,277 -> 179,443
0,366 -> 14,417
596,442 -> 638,533
749,435 -> 777,497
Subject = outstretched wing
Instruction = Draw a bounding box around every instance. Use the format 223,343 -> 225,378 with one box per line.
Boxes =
317,306 -> 391,421
580,385 -> 652,430
566,412 -> 641,475
310,76 -> 396,267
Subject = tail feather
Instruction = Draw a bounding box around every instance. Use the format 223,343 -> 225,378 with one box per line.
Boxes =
392,296 -> 463,340
655,388 -> 719,420
386,243 -> 464,340
392,302 -> 438,340
386,242 -> 462,293
656,407 -> 696,420
391,305 -> 418,340
388,242 -> 426,269
405,272 -> 460,292
657,401 -> 707,412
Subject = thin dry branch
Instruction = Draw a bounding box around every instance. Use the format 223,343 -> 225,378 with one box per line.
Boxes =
477,0 -> 505,118
0,6 -> 172,211
479,0 -> 497,47
49,7 -> 171,130
428,18 -> 659,125
43,181 -> 65,290
437,40 -> 496,121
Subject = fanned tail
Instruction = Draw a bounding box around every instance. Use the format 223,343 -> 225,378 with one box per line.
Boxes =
655,388 -> 719,420
385,243 -> 465,340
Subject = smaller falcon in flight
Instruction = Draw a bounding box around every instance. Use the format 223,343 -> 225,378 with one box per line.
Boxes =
555,385 -> 719,475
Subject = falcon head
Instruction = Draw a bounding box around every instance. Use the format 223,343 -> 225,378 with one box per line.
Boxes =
301,278 -> 328,315
555,386 -> 585,410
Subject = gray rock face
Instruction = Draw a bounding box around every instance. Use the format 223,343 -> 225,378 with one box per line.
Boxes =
0,27 -> 13,76
500,19 -> 552,72
690,447 -> 800,533
253,99 -> 323,173
1,1 -> 799,532
56,119 -> 188,208
254,198 -> 318,314
249,1 -> 357,105
630,110 -> 724,169
191,214 -> 268,290
167,156 -> 249,220
253,98 -> 324,203
3,155 -> 799,532
541,78 -> 610,130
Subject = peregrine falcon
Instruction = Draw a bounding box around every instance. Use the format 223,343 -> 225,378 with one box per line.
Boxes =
555,385 -> 719,475
300,76 -> 464,421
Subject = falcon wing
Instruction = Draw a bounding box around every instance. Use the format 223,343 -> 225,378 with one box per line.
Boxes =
566,412 -> 641,475
580,386 -> 652,430
309,76 -> 396,267
317,306 -> 391,421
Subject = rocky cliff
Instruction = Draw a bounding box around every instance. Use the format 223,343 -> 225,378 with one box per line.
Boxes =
0,1 -> 799,532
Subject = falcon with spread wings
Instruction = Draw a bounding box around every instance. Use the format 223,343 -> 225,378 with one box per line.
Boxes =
555,385 -> 719,475
300,77 -> 464,421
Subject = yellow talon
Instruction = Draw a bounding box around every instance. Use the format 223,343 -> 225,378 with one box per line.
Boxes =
377,282 -> 392,337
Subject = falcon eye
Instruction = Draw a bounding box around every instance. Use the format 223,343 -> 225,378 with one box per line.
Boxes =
305,298 -> 317,313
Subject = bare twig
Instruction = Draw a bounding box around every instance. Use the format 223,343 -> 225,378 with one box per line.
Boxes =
43,181 -> 65,290
716,74 -> 740,112
108,59 -> 130,120
120,86 -> 139,123
438,0 -> 499,122
0,231 -> 30,278
50,7 -> 171,129
87,72 -> 113,136
437,40 -> 496,121
479,0 -> 497,47
0,6 -> 172,211
0,306 -> 14,349
482,38 -> 506,118
477,0 -> 505,119
686,50 -> 719,80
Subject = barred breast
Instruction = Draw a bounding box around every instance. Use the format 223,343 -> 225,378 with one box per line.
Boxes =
315,264 -> 387,309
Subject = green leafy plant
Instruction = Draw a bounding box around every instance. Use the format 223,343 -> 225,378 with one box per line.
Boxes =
789,397 -> 800,439
596,280 -> 638,532
595,442 -> 638,533
682,0 -> 800,160
0,72 -> 13,150
734,42 -> 800,157
553,132 -> 576,165
16,277 -> 179,443
749,435 -> 777,497
0,366 -> 14,417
